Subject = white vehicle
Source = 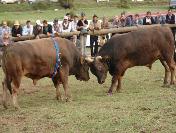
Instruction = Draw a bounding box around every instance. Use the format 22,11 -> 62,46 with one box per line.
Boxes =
97,0 -> 109,3
1,0 -> 20,4
27,0 -> 36,4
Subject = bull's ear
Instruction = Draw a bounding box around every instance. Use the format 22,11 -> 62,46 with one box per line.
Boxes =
84,56 -> 94,64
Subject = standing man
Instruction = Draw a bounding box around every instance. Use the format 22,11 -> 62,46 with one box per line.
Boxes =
166,9 -> 175,40
143,11 -> 155,25
71,14 -> 79,45
43,20 -> 53,36
22,20 -> 33,36
77,12 -> 88,55
132,14 -> 143,26
60,16 -> 72,40
88,14 -> 101,56
61,16 -> 72,33
155,12 -> 166,24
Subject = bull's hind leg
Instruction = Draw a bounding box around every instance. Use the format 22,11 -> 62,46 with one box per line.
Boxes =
166,59 -> 175,85
2,78 -> 8,109
160,60 -> 170,86
116,76 -> 122,92
11,78 -> 21,109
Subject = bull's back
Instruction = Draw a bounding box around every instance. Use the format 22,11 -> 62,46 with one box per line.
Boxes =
2,37 -> 79,79
99,26 -> 174,66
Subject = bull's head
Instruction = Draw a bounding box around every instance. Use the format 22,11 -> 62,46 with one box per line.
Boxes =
75,56 -> 90,81
85,56 -> 109,84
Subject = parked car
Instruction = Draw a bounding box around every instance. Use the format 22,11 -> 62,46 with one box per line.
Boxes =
27,0 -> 36,4
170,0 -> 176,9
0,0 -> 21,4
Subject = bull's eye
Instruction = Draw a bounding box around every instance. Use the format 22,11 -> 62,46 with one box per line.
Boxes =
98,66 -> 102,71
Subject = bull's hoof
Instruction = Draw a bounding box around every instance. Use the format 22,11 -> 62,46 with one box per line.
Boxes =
65,98 -> 72,102
116,88 -> 122,93
162,84 -> 170,88
107,92 -> 113,96
2,102 -> 8,109
14,106 -> 21,110
56,96 -> 63,102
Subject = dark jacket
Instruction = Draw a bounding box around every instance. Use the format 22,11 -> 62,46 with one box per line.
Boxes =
11,26 -> 23,37
166,14 -> 175,24
143,17 -> 155,25
33,25 -> 43,36
43,24 -> 53,35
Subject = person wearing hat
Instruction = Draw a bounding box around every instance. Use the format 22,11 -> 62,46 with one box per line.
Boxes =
11,20 -> 22,37
22,20 -> 33,36
33,20 -> 43,38
53,18 -> 61,34
88,14 -> 101,56
0,21 -> 11,37
61,16 -> 72,33
43,20 -> 53,36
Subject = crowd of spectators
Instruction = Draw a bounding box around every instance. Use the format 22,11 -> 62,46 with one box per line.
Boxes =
0,9 -> 175,56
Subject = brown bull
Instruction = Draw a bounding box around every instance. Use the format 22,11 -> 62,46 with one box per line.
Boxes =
2,37 -> 90,109
86,26 -> 176,94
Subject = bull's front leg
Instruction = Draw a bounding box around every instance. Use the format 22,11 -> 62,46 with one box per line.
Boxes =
116,76 -> 123,92
108,75 -> 119,95
60,66 -> 71,102
56,84 -> 63,101
63,79 -> 71,102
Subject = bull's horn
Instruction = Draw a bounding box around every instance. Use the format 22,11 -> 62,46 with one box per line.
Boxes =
85,56 -> 94,63
96,56 -> 102,60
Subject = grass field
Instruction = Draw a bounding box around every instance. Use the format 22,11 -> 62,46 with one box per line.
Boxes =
0,5 -> 168,24
0,61 -> 176,133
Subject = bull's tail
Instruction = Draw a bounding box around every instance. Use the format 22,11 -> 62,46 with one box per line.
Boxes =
2,49 -> 12,94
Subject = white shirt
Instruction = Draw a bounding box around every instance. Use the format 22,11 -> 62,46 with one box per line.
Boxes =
22,25 -> 33,36
71,20 -> 78,32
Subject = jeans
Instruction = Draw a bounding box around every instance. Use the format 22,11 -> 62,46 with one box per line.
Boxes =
90,35 -> 98,56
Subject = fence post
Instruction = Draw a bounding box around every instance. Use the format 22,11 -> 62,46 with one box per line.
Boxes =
80,32 -> 84,55
80,30 -> 88,56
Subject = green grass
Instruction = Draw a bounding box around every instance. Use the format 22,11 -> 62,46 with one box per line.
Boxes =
0,61 -> 176,132
0,5 -> 168,24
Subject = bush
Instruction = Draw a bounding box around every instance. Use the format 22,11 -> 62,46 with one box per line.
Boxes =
119,0 -> 130,8
31,2 -> 49,10
59,0 -> 74,9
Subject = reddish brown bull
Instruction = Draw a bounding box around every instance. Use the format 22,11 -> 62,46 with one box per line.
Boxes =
2,37 -> 90,109
86,26 -> 175,94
